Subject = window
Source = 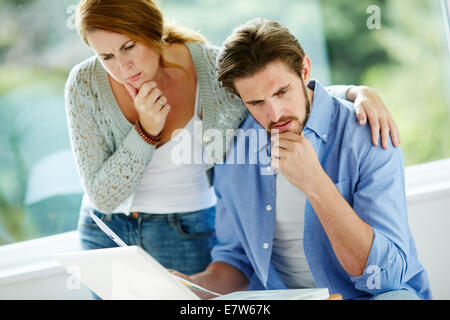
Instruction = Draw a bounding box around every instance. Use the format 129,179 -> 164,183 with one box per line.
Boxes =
161,0 -> 450,166
318,0 -> 450,166
0,0 -> 449,246
0,0 -> 91,246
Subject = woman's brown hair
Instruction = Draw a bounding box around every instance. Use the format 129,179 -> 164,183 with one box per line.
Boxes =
76,0 -> 207,68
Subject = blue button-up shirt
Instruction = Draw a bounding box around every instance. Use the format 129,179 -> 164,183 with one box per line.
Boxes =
211,81 -> 432,300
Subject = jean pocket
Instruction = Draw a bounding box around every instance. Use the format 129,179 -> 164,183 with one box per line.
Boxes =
78,209 -> 109,230
173,207 -> 216,239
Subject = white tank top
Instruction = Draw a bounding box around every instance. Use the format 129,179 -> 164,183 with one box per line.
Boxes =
130,85 -> 217,214
271,171 -> 316,288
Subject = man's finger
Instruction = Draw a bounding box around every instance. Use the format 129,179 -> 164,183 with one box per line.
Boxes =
271,131 -> 301,142
271,137 -> 293,152
271,146 -> 288,159
168,269 -> 191,281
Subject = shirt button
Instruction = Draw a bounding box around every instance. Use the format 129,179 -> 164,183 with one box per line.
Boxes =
266,205 -> 272,212
203,136 -> 210,143
263,243 -> 269,249
322,134 -> 327,139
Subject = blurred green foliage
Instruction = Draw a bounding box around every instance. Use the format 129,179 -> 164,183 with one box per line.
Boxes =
321,0 -> 450,165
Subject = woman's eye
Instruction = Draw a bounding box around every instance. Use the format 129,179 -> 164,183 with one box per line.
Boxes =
125,44 -> 135,51
103,55 -> 113,61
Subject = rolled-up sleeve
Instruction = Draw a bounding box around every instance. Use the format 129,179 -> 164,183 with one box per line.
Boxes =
210,176 -> 254,281
349,141 -> 411,295
350,229 -> 408,295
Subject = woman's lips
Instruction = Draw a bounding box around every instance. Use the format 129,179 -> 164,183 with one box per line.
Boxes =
127,72 -> 142,83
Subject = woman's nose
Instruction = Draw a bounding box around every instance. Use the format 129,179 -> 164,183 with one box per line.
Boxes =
117,55 -> 133,73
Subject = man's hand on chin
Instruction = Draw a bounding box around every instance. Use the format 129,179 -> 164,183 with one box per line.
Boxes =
271,131 -> 328,196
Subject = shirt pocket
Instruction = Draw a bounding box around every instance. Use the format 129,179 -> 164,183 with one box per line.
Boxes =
334,180 -> 353,206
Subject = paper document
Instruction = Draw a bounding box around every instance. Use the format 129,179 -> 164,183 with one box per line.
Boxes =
88,210 -> 222,297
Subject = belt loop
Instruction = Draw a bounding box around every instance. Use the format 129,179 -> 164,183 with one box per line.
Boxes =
167,214 -> 177,227
105,214 -> 113,222
131,212 -> 140,219
137,214 -> 143,247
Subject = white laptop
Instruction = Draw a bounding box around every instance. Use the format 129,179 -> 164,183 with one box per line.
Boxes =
55,245 -> 201,300
54,210 -> 329,300
55,245 -> 330,300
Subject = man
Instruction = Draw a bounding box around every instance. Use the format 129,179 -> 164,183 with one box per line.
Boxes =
174,18 -> 432,300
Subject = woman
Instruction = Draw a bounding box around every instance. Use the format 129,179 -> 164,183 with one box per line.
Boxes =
66,0 -> 400,280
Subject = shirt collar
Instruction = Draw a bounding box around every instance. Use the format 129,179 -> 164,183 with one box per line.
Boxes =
303,80 -> 335,144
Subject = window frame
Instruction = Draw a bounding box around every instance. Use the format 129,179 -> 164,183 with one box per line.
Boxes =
442,0 -> 450,56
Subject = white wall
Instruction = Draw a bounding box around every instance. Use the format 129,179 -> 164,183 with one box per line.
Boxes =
0,232 -> 92,300
0,263 -> 91,300
0,159 -> 449,300
405,158 -> 450,299
408,193 -> 450,300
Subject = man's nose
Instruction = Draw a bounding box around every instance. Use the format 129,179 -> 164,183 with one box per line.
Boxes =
266,101 -> 282,123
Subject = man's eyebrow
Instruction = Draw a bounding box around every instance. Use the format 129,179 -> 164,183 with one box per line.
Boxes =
244,84 -> 291,104
244,98 -> 264,105
272,84 -> 291,96
99,40 -> 134,56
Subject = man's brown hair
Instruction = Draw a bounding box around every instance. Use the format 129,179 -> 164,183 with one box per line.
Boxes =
217,18 -> 307,95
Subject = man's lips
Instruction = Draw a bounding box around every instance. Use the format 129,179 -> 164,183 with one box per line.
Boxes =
127,72 -> 142,82
272,120 -> 293,131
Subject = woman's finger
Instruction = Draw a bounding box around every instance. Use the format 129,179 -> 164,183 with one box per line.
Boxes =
145,87 -> 164,109
379,117 -> 390,149
368,117 -> 380,147
124,83 -> 138,100
355,101 -> 368,125
388,118 -> 401,147
135,81 -> 157,103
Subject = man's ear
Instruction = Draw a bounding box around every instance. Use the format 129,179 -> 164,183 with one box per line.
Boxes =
301,56 -> 312,85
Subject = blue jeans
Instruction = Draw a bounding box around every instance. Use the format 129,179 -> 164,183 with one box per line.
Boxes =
371,289 -> 421,300
78,206 -> 217,299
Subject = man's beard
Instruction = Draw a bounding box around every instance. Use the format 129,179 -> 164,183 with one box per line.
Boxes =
268,81 -> 311,135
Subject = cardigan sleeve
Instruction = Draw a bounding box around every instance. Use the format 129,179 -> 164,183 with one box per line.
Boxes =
64,61 -> 155,213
